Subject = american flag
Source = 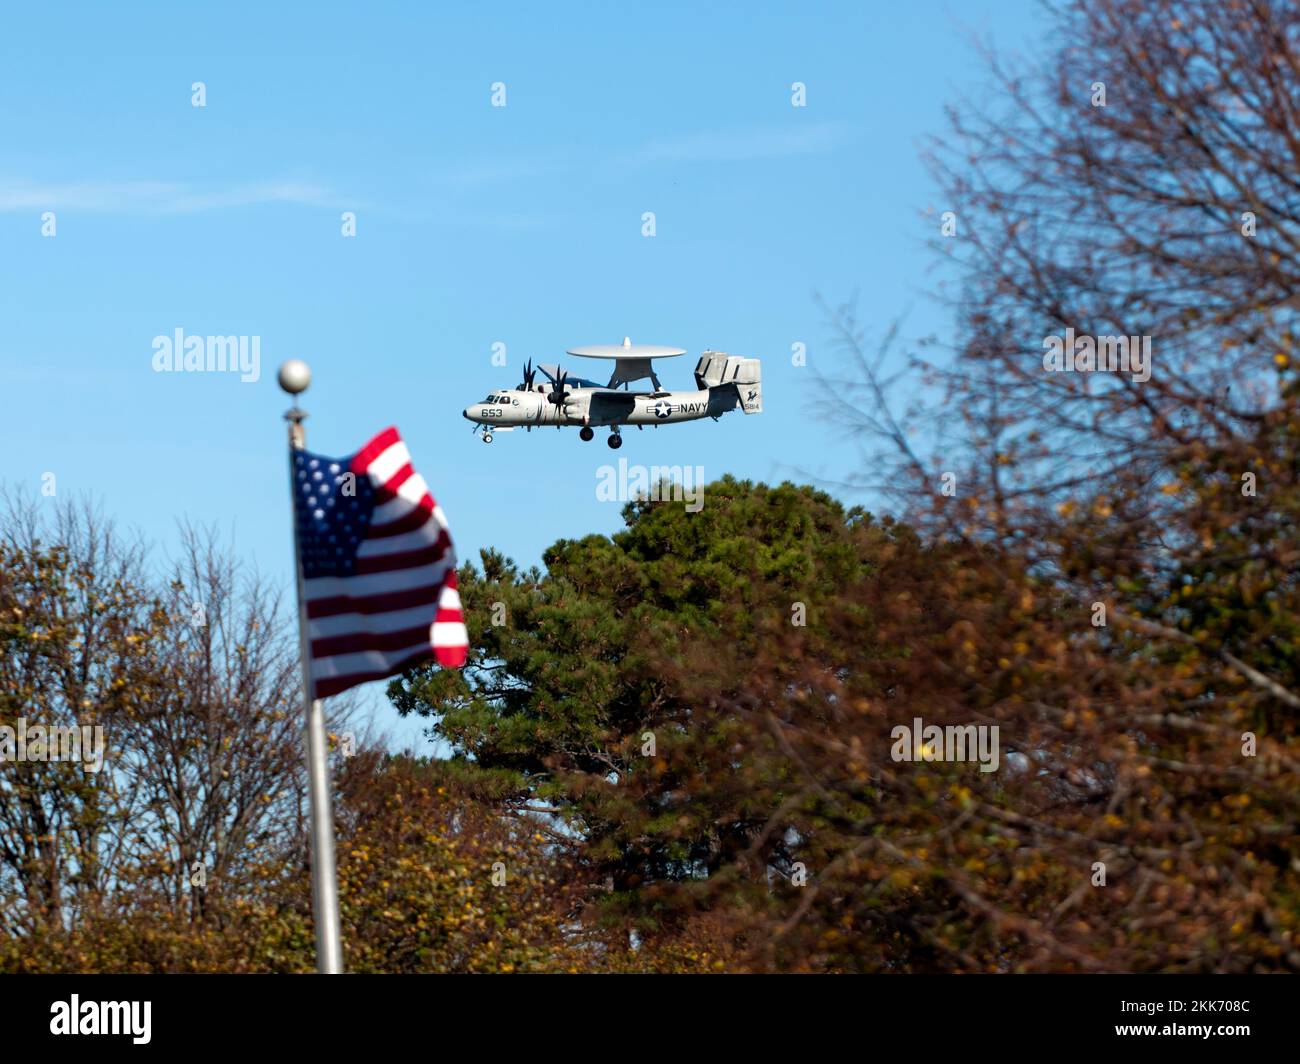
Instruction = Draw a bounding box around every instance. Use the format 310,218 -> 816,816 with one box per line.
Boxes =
293,426 -> 468,698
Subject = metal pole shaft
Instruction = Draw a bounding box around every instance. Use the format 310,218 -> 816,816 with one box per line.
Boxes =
287,410 -> 344,974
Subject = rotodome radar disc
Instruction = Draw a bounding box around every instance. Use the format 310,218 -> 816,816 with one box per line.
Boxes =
566,338 -> 687,360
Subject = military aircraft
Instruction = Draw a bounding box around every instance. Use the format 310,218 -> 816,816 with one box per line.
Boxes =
462,339 -> 762,448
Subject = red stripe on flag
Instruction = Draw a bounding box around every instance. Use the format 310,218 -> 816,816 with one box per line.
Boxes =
306,582 -> 442,619
367,501 -> 435,539
350,427 -> 401,474
434,642 -> 467,668
374,463 -> 416,501
311,625 -> 434,659
315,647 -> 435,699
353,532 -> 451,575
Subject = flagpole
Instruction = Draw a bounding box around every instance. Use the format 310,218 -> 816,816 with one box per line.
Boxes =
279,359 -> 344,974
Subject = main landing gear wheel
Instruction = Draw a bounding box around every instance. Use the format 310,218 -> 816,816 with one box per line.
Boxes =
607,433 -> 623,450
579,426 -> 594,441
482,432 -> 493,443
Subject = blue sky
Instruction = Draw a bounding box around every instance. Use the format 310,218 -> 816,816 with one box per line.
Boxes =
0,1 -> 1045,742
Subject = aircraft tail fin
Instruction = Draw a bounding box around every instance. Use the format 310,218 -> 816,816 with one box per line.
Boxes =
697,351 -> 762,414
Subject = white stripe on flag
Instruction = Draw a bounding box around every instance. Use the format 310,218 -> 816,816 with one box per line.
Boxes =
357,522 -> 445,558
365,441 -> 410,485
309,600 -> 450,639
371,473 -> 432,524
312,641 -> 433,680
431,620 -> 467,647
304,561 -> 455,602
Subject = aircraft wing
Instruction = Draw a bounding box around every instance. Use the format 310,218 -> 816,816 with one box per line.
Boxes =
538,363 -> 604,388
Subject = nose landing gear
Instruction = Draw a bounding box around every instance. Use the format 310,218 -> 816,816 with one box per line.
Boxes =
482,432 -> 494,443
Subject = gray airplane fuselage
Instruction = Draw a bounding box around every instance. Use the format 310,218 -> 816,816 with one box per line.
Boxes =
463,386 -> 738,429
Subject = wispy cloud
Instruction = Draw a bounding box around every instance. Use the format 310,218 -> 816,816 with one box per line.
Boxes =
0,178 -> 342,214
430,122 -> 854,189
3,121 -> 852,218
625,121 -> 852,165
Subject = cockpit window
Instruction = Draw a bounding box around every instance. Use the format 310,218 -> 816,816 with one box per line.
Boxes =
486,394 -> 496,402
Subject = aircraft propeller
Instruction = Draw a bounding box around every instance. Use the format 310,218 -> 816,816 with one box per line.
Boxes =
547,367 -> 571,406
